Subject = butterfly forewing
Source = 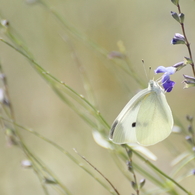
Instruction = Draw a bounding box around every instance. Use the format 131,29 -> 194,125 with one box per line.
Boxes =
110,88 -> 149,144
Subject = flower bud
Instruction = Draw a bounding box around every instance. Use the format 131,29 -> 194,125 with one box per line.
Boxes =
131,181 -> 138,190
179,13 -> 185,23
183,75 -> 195,81
183,75 -> 195,88
172,61 -> 186,71
183,81 -> 195,88
5,128 -> 18,146
188,125 -> 194,134
171,0 -> 179,6
186,136 -> 193,145
3,98 -> 10,106
140,178 -> 146,189
0,19 -> 9,27
107,51 -> 125,59
127,161 -> 133,173
0,88 -> 4,103
44,177 -> 57,184
184,57 -> 193,65
171,33 -> 186,45
170,11 -> 180,23
186,115 -> 193,122
127,148 -> 133,158
21,160 -> 32,168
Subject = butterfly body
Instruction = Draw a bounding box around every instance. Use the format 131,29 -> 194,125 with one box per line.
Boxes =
109,80 -> 173,146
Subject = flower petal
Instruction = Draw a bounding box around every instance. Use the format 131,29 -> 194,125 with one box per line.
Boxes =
162,74 -> 170,83
154,66 -> 167,73
163,80 -> 175,92
165,67 -> 176,75
155,66 -> 176,75
155,66 -> 176,92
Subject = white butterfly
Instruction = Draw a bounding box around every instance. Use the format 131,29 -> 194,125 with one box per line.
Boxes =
109,80 -> 173,146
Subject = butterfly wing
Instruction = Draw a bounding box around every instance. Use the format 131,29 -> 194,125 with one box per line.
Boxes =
109,88 -> 149,144
136,89 -> 173,146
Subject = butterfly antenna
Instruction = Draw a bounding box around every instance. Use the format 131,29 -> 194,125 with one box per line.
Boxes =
149,66 -> 152,80
142,59 -> 149,81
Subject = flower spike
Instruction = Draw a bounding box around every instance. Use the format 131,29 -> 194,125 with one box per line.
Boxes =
155,66 -> 176,92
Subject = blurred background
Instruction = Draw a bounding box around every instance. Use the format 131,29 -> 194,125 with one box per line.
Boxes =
0,0 -> 195,194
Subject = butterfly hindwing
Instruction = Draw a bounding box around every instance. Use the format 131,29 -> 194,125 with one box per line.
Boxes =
136,86 -> 173,146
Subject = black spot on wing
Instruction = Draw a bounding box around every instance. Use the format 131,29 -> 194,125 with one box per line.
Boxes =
110,120 -> 118,139
132,122 -> 136,127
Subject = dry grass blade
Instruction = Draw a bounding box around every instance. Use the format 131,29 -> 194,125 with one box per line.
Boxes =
73,148 -> 120,195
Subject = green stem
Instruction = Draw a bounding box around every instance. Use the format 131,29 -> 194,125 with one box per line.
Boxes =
177,4 -> 195,77
0,116 -> 118,195
38,0 -> 145,87
0,38 -> 110,130
131,147 -> 193,195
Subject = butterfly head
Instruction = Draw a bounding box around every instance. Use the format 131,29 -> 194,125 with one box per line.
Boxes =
148,80 -> 163,93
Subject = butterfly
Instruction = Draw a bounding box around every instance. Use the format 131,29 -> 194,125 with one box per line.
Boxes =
109,80 -> 173,146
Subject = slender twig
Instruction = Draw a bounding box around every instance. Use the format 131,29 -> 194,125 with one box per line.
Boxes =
186,117 -> 195,147
0,38 -> 110,131
73,148 -> 120,195
177,4 -> 195,76
61,35 -> 97,106
0,62 -> 72,195
0,63 -> 52,195
130,146 -> 193,195
38,0 -> 145,87
124,146 -> 140,195
0,116 -> 118,195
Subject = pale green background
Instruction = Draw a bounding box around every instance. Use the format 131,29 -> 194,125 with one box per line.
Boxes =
0,0 -> 195,194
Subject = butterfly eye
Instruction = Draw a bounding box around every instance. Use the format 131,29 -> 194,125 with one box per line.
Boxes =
132,122 -> 136,127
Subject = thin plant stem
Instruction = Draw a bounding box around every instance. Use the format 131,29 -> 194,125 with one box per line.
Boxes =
21,143 -> 73,195
38,0 -> 145,87
177,4 -> 195,77
0,64 -> 51,194
0,116 -> 118,195
129,146 -> 193,195
61,35 -> 97,106
73,148 -> 120,195
0,38 -> 110,131
0,62 -> 72,195
124,146 -> 140,195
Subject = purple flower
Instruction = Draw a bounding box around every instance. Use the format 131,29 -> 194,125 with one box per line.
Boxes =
155,66 -> 176,92
183,74 -> 195,89
171,33 -> 186,45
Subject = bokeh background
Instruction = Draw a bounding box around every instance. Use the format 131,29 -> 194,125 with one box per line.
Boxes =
0,0 -> 195,194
